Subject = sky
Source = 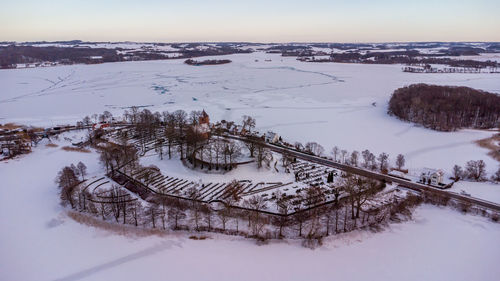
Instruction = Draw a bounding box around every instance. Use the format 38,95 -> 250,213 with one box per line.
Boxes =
1,0 -> 499,43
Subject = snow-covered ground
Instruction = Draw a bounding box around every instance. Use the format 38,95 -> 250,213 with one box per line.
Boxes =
1,52 -> 498,177
450,181 -> 500,204
1,135 -> 499,281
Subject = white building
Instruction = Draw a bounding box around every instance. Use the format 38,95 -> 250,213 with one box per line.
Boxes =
420,168 -> 444,185
265,131 -> 280,143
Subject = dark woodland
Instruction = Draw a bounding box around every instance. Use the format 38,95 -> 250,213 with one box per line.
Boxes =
388,84 -> 500,131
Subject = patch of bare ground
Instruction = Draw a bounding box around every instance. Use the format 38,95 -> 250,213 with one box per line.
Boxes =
67,211 -> 175,238
46,143 -> 59,148
189,235 -> 209,240
476,133 -> 500,162
62,146 -> 91,153
0,123 -> 21,130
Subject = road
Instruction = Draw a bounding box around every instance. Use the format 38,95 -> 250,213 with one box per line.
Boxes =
225,134 -> 500,212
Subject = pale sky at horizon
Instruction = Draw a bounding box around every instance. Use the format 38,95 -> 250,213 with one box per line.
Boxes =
1,0 -> 499,43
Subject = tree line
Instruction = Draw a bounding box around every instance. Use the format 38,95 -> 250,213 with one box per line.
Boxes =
388,84 -> 500,131
57,159 -> 421,246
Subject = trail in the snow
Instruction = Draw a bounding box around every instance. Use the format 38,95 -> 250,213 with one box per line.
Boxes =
53,240 -> 182,281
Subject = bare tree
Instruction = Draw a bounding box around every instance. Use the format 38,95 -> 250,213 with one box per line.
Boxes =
225,140 -> 242,168
201,204 -> 214,230
241,115 -> 256,133
146,204 -> 160,228
368,153 -> 377,170
362,149 -> 371,168
281,150 -> 294,172
396,154 -> 405,170
452,164 -> 463,181
377,153 -> 389,172
174,110 -> 188,159
55,166 -> 80,208
465,160 -> 487,181
305,142 -> 324,156
77,161 -> 87,180
217,204 -> 231,232
303,186 -> 326,238
491,167 -> 500,183
331,146 -> 340,162
273,190 -> 291,238
186,186 -> 202,231
256,143 -> 272,169
294,142 -> 304,151
350,151 -> 359,167
243,195 -> 268,237
129,201 -> 143,227
167,197 -> 187,230
340,150 -> 348,164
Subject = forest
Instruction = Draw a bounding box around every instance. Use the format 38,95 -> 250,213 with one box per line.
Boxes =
0,45 -> 248,68
388,84 -> 500,131
184,59 -> 232,66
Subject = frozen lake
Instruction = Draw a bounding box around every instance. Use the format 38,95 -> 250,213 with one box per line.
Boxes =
1,52 -> 499,174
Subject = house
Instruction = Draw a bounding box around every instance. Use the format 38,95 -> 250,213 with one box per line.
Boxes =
92,123 -> 110,130
420,168 -> 444,185
265,131 -> 279,143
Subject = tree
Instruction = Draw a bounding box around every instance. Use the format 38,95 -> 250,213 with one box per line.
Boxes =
146,204 -> 160,228
83,116 -> 92,127
273,191 -> 291,238
303,186 -> 326,238
452,165 -> 463,181
129,201 -> 143,227
350,151 -> 359,167
201,204 -> 214,230
189,110 -> 202,125
396,154 -> 405,170
361,149 -> 371,168
256,143 -> 272,169
76,161 -> 87,180
343,174 -> 378,221
368,153 -> 377,170
217,204 -> 231,232
340,150 -> 348,164
167,197 -> 187,230
294,142 -> 304,151
241,115 -> 256,133
331,146 -> 340,162
154,139 -> 164,160
465,160 -> 487,181
56,166 -> 80,208
281,150 -> 294,172
305,142 -> 324,156
224,140 -> 242,168
491,167 -> 500,183
100,110 -> 113,123
109,185 -> 129,224
243,195 -> 268,237
174,110 -> 188,159
377,153 -> 389,172
186,186 -> 203,231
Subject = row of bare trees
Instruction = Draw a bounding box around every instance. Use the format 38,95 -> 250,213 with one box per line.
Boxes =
452,160 -> 500,182
60,156 -> 416,244
55,162 -> 87,208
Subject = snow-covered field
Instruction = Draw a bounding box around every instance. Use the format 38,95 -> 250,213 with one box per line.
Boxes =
1,52 -> 499,178
1,135 -> 499,281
